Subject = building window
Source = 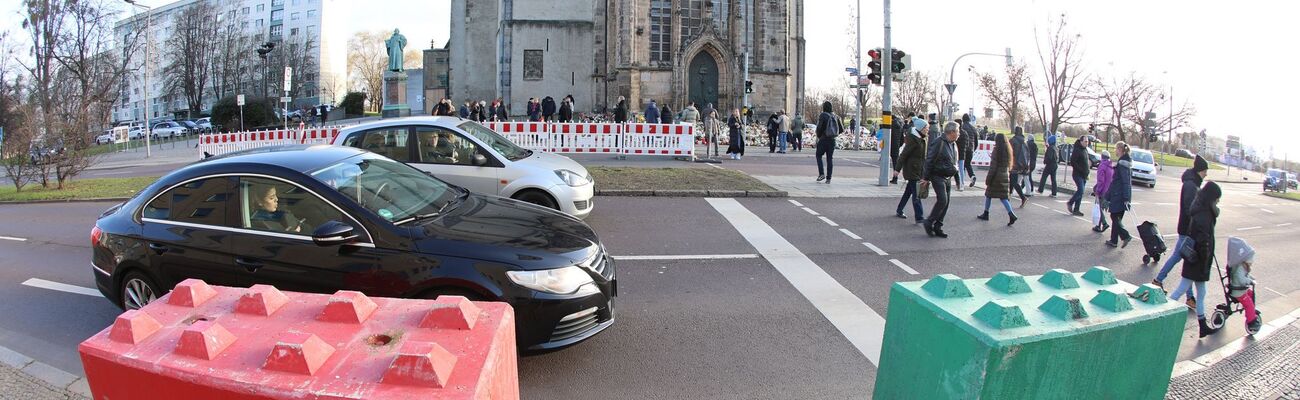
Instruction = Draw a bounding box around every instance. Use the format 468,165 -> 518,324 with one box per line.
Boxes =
292,0 -> 299,4
306,25 -> 316,36
291,12 -> 299,21
307,9 -> 316,17
241,21 -> 249,29
681,0 -> 705,44
649,0 -> 671,63
241,6 -> 249,15
522,50 -> 543,81
271,9 -> 282,21
257,4 -> 264,12
290,27 -> 298,36
269,24 -> 282,40
256,19 -> 263,28
272,0 -> 283,7
254,33 -> 263,42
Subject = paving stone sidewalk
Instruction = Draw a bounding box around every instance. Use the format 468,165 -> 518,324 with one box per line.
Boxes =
1167,320 -> 1300,399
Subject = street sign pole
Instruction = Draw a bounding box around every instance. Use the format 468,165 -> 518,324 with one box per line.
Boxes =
283,67 -> 292,130
237,94 -> 245,131
854,0 -> 862,151
879,0 -> 892,186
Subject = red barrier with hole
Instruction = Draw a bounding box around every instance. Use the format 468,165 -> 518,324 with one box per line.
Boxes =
79,279 -> 518,399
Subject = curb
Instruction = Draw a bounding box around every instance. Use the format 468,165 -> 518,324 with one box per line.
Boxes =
596,189 -> 787,198
0,345 -> 91,398
1263,193 -> 1300,203
1170,305 -> 1300,379
0,197 -> 130,205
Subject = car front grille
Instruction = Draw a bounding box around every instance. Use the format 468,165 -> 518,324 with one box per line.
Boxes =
582,249 -> 611,278
550,307 -> 601,342
574,200 -> 590,210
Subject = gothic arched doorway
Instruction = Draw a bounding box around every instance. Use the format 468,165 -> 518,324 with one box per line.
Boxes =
688,52 -> 719,109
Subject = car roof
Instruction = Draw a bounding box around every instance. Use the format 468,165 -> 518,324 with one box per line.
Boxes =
196,144 -> 365,173
338,116 -> 471,133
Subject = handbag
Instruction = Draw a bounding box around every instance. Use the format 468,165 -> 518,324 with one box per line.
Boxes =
1091,203 -> 1103,226
1179,236 -> 1198,262
918,180 -> 931,199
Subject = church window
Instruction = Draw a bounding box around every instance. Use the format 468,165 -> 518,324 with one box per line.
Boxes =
649,0 -> 672,63
523,50 -> 543,81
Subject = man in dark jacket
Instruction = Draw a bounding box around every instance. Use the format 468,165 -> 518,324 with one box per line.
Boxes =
614,97 -> 628,123
894,118 -> 928,222
1038,134 -> 1059,196
558,95 -> 574,122
459,101 -> 471,118
541,96 -> 557,122
661,103 -> 673,124
1168,181 -> 1222,337
815,102 -> 843,183
1009,128 -> 1031,207
889,115 -> 906,184
959,114 -> 979,188
1067,136 -> 1093,215
923,121 -> 960,238
644,100 -> 660,124
1154,155 -> 1209,288
767,113 -> 782,153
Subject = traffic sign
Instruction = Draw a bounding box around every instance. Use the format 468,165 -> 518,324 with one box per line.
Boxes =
280,96 -> 292,103
283,66 -> 292,91
944,84 -> 957,96
846,67 -> 859,76
237,94 -> 245,106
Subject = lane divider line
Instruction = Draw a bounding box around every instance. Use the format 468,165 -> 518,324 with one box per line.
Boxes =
706,198 -> 887,365
1264,286 -> 1286,297
0,236 -> 28,242
1237,226 -> 1262,231
839,228 -> 861,240
819,216 -> 839,227
613,254 -> 761,261
1032,203 -> 1050,210
889,259 -> 919,275
1278,223 -> 1293,227
802,207 -> 820,216
21,278 -> 102,298
863,242 -> 888,256
1261,209 -> 1275,214
789,199 -> 804,207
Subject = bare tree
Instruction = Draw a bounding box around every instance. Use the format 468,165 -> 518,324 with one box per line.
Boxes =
975,62 -> 1031,130
1029,14 -> 1088,135
280,38 -> 318,102
0,32 -> 38,192
893,70 -> 938,117
347,30 -> 388,112
1128,87 -> 1196,149
162,0 -> 220,117
209,1 -> 256,100
1087,71 -> 1151,144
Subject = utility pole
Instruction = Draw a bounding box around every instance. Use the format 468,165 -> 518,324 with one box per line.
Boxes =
878,0 -> 892,186
854,0 -> 862,151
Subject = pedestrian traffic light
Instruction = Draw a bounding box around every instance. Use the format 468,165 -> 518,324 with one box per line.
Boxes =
745,80 -> 754,94
1088,123 -> 1095,133
891,49 -> 909,74
867,48 -> 883,85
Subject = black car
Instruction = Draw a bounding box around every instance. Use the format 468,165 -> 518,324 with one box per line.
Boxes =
90,145 -> 616,350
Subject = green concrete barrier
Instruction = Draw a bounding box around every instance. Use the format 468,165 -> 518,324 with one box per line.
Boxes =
873,267 -> 1185,400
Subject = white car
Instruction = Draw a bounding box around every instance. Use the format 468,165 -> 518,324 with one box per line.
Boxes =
333,117 -> 595,219
1129,148 -> 1158,188
150,121 -> 189,139
95,131 -> 115,145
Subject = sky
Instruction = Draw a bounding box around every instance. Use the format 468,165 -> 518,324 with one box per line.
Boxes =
3,0 -> 1297,159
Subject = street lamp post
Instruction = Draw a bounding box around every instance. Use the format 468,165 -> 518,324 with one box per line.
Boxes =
125,0 -> 152,157
944,50 -> 1011,123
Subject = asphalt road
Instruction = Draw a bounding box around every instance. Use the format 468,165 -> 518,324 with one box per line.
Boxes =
0,151 -> 1297,399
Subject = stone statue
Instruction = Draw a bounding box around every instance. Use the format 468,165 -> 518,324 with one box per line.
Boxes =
385,29 -> 407,72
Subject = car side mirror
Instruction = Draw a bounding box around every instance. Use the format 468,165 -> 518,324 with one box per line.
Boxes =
472,153 -> 488,166
312,220 -> 358,246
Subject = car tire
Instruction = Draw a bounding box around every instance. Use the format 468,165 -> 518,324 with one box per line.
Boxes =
513,189 -> 560,211
119,270 -> 162,310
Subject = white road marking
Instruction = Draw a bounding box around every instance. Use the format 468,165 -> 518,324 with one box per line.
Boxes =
788,199 -> 804,207
1278,223 -> 1294,227
707,163 -> 725,170
1261,208 -> 1275,214
1162,234 -> 1179,238
1055,200 -> 1067,203
707,198 -> 887,365
863,242 -> 888,256
802,207 -> 820,216
1074,216 -> 1090,223
889,259 -> 919,275
1237,226 -> 1262,231
819,216 -> 839,227
1265,287 -> 1286,297
21,278 -> 102,297
839,228 -> 861,240
1054,209 -> 1070,215
1154,202 -> 1175,206
614,254 -> 761,261
1032,203 -> 1050,210
0,236 -> 28,242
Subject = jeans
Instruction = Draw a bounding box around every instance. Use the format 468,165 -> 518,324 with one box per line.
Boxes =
1156,235 -> 1189,282
778,131 -> 788,152
1023,173 -> 1035,193
985,197 -> 1014,214
1010,173 -> 1028,200
768,132 -> 779,152
927,178 -> 952,226
1069,176 -> 1088,211
897,179 -> 924,221
816,139 -> 835,178
964,155 -> 976,180
1110,210 -> 1131,243
1170,278 -> 1208,317
1039,168 -> 1058,195
957,162 -> 966,187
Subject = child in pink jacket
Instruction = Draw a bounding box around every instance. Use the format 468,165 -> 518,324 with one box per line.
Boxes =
1092,151 -> 1114,232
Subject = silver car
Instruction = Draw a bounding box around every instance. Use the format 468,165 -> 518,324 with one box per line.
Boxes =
1129,149 -> 1157,188
333,117 -> 596,219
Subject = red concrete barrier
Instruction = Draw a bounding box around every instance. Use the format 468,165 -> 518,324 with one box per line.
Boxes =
79,279 -> 518,399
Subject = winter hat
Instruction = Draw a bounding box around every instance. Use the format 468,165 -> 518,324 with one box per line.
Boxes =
1046,134 -> 1057,147
1227,236 -> 1256,266
911,118 -> 928,134
1193,155 -> 1209,173
1027,134 -> 1035,142
1101,150 -> 1111,159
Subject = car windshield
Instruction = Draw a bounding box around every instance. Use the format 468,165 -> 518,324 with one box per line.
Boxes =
310,153 -> 461,224
458,121 -> 532,161
1131,151 -> 1154,164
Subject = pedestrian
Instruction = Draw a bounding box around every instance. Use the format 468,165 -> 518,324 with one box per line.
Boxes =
954,115 -> 970,190
661,103 -> 674,124
923,121 -> 960,238
459,101 -> 471,118
541,96 -> 557,122
894,118 -> 928,223
960,114 -> 979,188
1067,136 -> 1092,216
614,96 -> 628,123
1104,142 -> 1134,248
815,101 -> 843,183
1025,134 -> 1038,194
492,98 -> 508,121
681,102 -> 700,123
1009,127 -> 1030,207
726,108 -> 744,159
889,114 -> 906,184
1153,155 -> 1211,290
1038,133 -> 1059,196
558,95 -> 574,123
1092,151 -> 1114,232
1226,237 -> 1261,334
790,112 -> 804,152
477,101 -> 489,122
977,133 -> 1018,226
644,100 -> 660,124
777,110 -> 791,154
1167,181 -> 1223,338
767,112 -> 781,153
469,101 -> 482,122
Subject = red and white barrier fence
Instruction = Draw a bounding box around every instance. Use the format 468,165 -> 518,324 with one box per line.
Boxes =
972,140 -> 994,167
198,127 -> 341,158
622,123 -> 694,156
550,123 -> 622,153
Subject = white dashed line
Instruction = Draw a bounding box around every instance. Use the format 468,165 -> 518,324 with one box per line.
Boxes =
707,163 -> 725,170
1237,226 -> 1262,231
789,199 -> 804,207
1032,203 -> 1050,210
819,216 -> 839,227
1154,202 -> 1175,206
21,278 -> 103,297
0,236 -> 28,242
1054,210 -> 1070,215
1278,223 -> 1294,227
614,254 -> 761,261
1265,287 -> 1286,297
1074,216 -> 1090,223
802,207 -> 820,216
1162,234 -> 1179,238
863,242 -> 888,256
1261,209 -> 1275,214
839,228 -> 861,240
889,259 -> 919,275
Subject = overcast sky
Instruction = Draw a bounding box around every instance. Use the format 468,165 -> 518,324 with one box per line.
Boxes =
4,0 -> 1297,158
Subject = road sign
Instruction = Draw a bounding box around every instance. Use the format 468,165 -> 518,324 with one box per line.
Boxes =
944,84 -> 957,96
283,66 -> 292,92
236,94 -> 245,106
846,67 -> 859,76
280,96 -> 292,103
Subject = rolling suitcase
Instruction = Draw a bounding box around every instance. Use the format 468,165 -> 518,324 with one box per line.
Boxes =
1137,221 -> 1166,264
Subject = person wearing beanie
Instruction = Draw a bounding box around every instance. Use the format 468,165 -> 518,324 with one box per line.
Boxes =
1104,142 -> 1134,248
959,114 -> 979,188
1092,150 -> 1114,232
1009,127 -> 1031,208
1067,136 -> 1093,216
1154,154 -> 1211,290
1169,181 -> 1223,338
1038,133 -> 1060,196
1226,236 -> 1262,334
894,117 -> 928,222
1024,134 -> 1038,194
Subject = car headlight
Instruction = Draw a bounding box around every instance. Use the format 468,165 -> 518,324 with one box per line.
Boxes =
506,266 -> 597,295
555,169 -> 592,186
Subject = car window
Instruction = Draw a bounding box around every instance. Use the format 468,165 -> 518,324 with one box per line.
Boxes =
238,177 -> 345,235
310,154 -> 459,224
355,127 -> 410,162
143,177 -> 233,226
458,121 -> 530,161
1131,151 -> 1154,164
416,126 -> 480,166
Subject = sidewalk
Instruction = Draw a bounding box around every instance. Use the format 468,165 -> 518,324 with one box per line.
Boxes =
89,138 -> 199,170
0,347 -> 88,399
1167,317 -> 1300,399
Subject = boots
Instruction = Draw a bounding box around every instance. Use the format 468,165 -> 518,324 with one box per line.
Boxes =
1198,317 -> 1219,338
1008,212 -> 1018,226
977,211 -> 990,221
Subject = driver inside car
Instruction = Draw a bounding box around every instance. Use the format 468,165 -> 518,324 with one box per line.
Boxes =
424,132 -> 460,164
249,185 -> 304,233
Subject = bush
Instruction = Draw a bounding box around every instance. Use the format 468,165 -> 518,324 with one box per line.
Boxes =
340,92 -> 366,117
211,95 -> 280,132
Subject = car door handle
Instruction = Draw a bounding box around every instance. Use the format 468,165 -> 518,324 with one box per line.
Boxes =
235,258 -> 264,273
147,242 -> 168,254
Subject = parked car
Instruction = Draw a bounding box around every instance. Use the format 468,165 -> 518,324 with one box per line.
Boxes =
177,120 -> 200,135
1289,176 -> 1298,190
1264,168 -> 1288,193
1057,143 -> 1101,169
195,117 -> 214,133
95,130 -> 116,145
150,121 -> 189,139
90,145 -> 617,350
1175,149 -> 1195,159
1129,148 -> 1158,188
332,117 -> 596,219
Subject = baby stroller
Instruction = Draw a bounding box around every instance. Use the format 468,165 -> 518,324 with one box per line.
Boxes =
1136,221 -> 1167,264
1206,256 -> 1261,334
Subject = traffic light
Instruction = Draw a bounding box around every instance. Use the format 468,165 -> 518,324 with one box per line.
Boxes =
1088,123 -> 1095,133
891,49 -> 909,73
866,48 -> 883,85
745,80 -> 754,94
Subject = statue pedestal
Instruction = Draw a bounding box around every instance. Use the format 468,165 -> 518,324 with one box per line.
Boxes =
381,70 -> 410,118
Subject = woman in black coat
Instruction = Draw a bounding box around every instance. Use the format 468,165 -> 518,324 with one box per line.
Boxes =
1105,142 -> 1133,247
894,119 -> 928,222
1168,181 -> 1222,337
726,109 -> 745,159
977,133 -> 1017,225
